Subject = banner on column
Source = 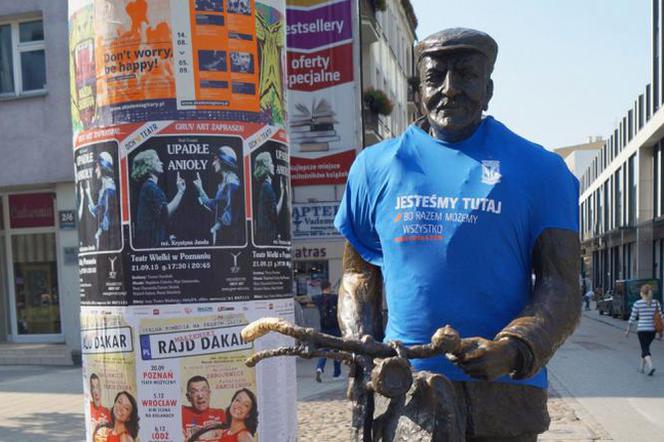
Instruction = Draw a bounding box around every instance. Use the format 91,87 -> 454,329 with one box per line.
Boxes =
286,0 -> 361,186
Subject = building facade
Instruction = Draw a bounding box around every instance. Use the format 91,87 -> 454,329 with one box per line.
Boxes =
0,1 -> 79,362
556,138 -> 603,181
579,0 -> 664,293
291,0 -> 417,299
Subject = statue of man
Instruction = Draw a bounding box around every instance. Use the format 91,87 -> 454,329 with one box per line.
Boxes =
334,28 -> 580,441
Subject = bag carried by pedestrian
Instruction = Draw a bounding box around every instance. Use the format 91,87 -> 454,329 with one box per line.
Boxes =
654,301 -> 664,336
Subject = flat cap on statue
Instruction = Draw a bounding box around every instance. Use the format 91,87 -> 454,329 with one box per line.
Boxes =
416,28 -> 498,70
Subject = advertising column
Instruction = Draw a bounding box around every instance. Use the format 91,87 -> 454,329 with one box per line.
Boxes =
68,1 -> 295,441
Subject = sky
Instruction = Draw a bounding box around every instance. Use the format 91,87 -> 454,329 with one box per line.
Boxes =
410,0 -> 651,150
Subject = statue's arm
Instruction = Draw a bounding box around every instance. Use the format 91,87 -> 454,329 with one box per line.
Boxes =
496,228 -> 581,378
338,241 -> 383,340
338,241 -> 383,441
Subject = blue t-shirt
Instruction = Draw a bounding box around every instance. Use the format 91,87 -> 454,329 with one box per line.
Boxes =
334,117 -> 579,389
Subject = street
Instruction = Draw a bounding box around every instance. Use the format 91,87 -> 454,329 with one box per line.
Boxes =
1,310 -> 663,441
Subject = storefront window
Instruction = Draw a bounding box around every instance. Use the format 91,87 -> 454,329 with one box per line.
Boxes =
293,260 -> 329,297
11,233 -> 60,334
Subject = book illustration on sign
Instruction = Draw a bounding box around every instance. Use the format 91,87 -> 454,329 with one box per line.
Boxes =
289,99 -> 340,152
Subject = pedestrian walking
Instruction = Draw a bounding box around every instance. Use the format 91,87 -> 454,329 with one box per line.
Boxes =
315,281 -> 342,382
583,289 -> 593,311
625,284 -> 662,376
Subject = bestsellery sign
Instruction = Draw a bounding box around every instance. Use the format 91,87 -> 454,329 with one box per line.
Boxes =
292,201 -> 340,239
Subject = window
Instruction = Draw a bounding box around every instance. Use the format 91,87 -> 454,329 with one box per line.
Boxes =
647,84 -> 652,121
12,233 -> 60,335
616,168 -> 623,227
0,17 -> 45,96
293,260 -> 329,297
628,154 -> 637,225
603,181 -> 609,232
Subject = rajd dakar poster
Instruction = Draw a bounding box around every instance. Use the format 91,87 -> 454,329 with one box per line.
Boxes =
68,1 -> 296,440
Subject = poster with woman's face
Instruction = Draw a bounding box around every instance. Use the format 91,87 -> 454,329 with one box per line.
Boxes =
136,312 -> 257,442
81,309 -> 138,442
250,141 -> 290,246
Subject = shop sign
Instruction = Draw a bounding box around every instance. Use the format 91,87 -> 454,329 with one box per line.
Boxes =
292,201 -> 340,239
59,210 -> 77,230
9,193 -> 55,228
294,246 -> 327,259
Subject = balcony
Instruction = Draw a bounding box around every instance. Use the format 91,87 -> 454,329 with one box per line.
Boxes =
360,0 -> 380,46
407,78 -> 420,114
363,109 -> 391,146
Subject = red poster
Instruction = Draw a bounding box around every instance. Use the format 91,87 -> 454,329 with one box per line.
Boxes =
290,149 -> 355,186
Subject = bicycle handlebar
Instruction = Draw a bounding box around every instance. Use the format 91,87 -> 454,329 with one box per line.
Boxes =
240,318 -> 462,367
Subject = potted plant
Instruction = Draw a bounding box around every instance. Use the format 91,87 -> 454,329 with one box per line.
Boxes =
363,88 -> 394,116
372,0 -> 387,12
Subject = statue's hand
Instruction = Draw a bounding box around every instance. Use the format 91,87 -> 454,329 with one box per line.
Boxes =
451,336 -> 520,381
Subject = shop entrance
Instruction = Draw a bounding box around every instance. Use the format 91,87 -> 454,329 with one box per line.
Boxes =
294,260 -> 330,298
1,192 -> 63,343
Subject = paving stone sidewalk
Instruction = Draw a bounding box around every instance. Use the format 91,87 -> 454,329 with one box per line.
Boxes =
298,362 -> 610,442
0,360 -> 609,441
297,388 -> 607,441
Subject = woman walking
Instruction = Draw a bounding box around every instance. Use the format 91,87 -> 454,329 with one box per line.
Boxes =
625,284 -> 662,376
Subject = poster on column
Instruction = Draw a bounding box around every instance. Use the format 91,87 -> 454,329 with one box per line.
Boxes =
81,300 -> 297,442
73,121 -> 292,306
81,310 -> 138,441
69,0 -> 287,131
286,0 -> 361,186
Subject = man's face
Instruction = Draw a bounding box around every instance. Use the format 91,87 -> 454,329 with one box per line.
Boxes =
213,156 -> 221,173
91,378 -> 102,406
187,380 -> 211,412
419,51 -> 492,139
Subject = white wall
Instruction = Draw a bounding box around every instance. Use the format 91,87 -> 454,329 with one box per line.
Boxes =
0,1 -> 73,188
566,149 -> 600,180
55,182 -> 81,352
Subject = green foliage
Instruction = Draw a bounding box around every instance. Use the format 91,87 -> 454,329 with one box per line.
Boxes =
373,0 -> 387,12
363,88 -> 394,116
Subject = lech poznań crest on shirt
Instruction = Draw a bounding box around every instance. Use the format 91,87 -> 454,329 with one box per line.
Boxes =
481,160 -> 501,185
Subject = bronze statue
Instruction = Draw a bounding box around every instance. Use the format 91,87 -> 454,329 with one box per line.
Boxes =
241,28 -> 581,442
336,28 -> 580,441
